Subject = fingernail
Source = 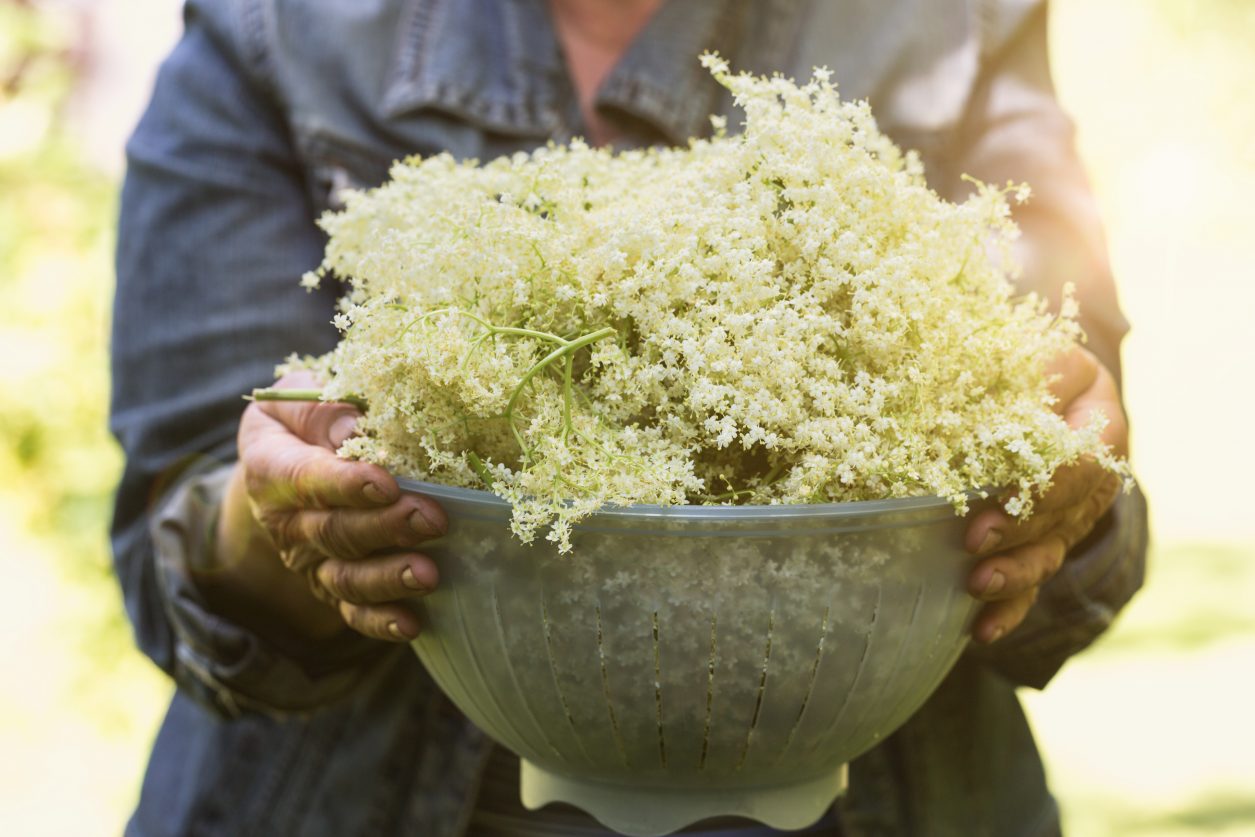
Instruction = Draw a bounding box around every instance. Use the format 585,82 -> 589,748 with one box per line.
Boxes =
387,621 -> 408,640
401,566 -> 425,591
410,507 -> 444,535
977,528 -> 1003,555
363,481 -> 388,504
987,625 -> 1005,644
329,415 -> 358,448
984,571 -> 1006,596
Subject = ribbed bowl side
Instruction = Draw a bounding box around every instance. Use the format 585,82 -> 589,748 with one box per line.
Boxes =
405,481 -> 980,791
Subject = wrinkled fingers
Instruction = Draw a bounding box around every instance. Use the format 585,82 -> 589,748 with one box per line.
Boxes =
338,600 -> 421,642
965,501 -> 1067,557
314,552 -> 439,605
270,494 -> 447,558
968,534 -> 1068,603
972,589 -> 1039,644
241,417 -> 398,511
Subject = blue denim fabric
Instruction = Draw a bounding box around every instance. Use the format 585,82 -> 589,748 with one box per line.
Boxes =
111,1 -> 1147,834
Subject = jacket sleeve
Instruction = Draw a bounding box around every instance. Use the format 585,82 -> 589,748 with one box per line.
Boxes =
942,1 -> 1150,688
110,0 -> 390,717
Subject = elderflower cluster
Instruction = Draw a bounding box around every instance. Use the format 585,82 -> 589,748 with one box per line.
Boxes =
292,55 -> 1125,551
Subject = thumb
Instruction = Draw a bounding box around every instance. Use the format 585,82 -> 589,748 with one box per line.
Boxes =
259,371 -> 362,451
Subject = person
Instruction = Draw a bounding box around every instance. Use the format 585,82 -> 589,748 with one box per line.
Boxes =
110,1 -> 1148,834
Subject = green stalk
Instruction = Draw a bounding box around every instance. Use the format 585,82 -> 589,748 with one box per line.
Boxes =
501,326 -> 616,459
258,310 -> 615,466
250,388 -> 368,411
465,451 -> 496,489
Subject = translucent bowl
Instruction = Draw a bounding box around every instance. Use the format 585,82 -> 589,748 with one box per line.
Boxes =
398,478 -> 981,836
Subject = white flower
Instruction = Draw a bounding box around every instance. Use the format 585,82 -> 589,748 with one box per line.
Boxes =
289,57 -> 1127,548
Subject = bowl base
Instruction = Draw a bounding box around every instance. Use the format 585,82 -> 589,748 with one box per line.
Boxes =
519,760 -> 848,836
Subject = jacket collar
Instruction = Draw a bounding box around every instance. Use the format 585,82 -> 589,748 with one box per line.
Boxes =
594,0 -> 746,146
382,0 -> 566,137
381,0 -> 760,146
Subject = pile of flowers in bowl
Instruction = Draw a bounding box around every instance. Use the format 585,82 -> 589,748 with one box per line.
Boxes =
274,55 -> 1126,834
292,55 -> 1123,550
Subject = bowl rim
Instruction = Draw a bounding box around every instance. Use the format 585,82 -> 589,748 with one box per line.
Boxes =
397,476 -> 995,523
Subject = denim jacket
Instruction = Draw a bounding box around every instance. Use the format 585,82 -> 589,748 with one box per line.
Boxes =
111,1 -> 1148,834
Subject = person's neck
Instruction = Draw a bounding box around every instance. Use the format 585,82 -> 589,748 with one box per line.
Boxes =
550,0 -> 662,51
549,0 -> 665,146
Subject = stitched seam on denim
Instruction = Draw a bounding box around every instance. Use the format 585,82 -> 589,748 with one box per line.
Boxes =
385,0 -> 551,132
391,0 -> 442,94
502,0 -> 540,130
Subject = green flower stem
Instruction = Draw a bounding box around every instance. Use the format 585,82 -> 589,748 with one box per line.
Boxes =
466,451 -> 496,489
250,388 -> 369,411
264,309 -> 615,469
503,326 -> 616,459
251,386 -> 501,490
458,331 -> 495,372
561,355 -> 575,442
484,324 -> 571,344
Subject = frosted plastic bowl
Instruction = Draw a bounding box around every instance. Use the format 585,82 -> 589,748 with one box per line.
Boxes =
398,478 -> 982,836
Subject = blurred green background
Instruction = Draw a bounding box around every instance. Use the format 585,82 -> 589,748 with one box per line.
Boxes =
1,0 -> 1252,834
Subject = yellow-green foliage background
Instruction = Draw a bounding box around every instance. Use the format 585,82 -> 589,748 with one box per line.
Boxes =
1,1 -> 1252,834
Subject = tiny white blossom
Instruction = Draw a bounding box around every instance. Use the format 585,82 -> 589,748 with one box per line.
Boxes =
288,55 -> 1127,548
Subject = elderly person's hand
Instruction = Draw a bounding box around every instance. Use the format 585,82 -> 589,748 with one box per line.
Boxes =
205,371 -> 444,644
963,347 -> 1128,644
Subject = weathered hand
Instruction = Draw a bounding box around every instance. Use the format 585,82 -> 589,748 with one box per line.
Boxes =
217,371 -> 445,643
963,347 -> 1128,644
